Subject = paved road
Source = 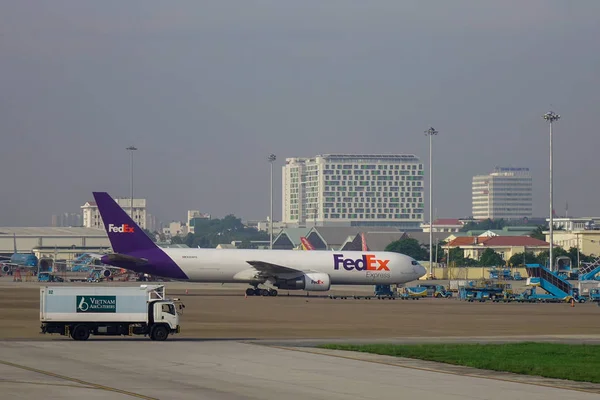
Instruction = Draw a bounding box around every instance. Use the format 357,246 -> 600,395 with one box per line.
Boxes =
1,340 -> 598,400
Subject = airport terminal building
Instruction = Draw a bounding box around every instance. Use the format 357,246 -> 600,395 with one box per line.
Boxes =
282,154 -> 425,230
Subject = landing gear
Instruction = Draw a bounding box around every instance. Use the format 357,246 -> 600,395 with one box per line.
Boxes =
245,287 -> 278,297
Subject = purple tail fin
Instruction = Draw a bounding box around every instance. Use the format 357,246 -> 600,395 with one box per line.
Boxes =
93,192 -> 157,255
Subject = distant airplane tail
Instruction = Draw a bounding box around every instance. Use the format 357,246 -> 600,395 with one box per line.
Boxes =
93,192 -> 157,255
300,237 -> 315,250
360,232 -> 368,251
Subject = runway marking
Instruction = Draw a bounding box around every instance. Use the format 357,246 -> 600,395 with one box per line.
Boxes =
0,379 -> 85,388
0,359 -> 159,399
266,345 -> 600,395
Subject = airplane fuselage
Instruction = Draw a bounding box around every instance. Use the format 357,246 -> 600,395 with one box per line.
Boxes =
104,247 -> 425,285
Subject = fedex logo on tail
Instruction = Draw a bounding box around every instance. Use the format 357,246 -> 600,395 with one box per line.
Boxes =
107,224 -> 134,233
333,254 -> 390,271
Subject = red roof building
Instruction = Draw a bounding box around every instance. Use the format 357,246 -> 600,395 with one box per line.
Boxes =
445,235 -> 550,263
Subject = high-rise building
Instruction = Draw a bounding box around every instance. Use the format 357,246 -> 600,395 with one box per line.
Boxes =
472,167 -> 532,220
282,154 -> 424,229
51,213 -> 83,227
81,198 -> 147,229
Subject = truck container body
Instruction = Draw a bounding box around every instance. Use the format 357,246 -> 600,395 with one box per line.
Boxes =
578,280 -> 600,296
40,285 -> 183,341
449,280 -> 468,291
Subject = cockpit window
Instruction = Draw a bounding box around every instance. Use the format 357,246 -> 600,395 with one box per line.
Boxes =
411,260 -> 419,265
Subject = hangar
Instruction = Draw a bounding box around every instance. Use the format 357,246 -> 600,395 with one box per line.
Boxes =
0,227 -> 110,263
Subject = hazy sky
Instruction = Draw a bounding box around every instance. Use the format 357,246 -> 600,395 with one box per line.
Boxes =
1,1 -> 599,226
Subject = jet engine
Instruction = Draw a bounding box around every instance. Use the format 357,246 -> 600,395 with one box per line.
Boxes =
1,264 -> 10,274
101,268 -> 112,278
274,273 -> 331,291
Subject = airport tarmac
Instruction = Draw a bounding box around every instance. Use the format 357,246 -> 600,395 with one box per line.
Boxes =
1,340 -> 599,399
1,278 -> 599,399
2,280 -> 600,340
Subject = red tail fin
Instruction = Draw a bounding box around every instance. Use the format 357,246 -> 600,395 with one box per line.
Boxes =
300,237 -> 315,250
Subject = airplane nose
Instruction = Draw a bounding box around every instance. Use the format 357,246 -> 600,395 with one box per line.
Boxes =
415,263 -> 427,278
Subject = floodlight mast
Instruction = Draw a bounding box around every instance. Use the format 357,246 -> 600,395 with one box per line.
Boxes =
543,111 -> 560,271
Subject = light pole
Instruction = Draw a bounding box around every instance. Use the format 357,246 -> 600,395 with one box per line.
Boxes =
126,146 -> 138,219
425,127 -> 438,278
577,232 -> 580,269
268,154 -> 276,249
543,111 -> 559,271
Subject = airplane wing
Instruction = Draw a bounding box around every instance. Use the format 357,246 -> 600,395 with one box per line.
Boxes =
101,253 -> 149,266
246,260 -> 318,278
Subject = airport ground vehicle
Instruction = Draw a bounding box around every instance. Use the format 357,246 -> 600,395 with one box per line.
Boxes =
40,285 -> 183,341
399,286 -> 428,299
416,283 -> 452,298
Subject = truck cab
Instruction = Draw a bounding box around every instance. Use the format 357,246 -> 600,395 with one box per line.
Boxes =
153,300 -> 180,334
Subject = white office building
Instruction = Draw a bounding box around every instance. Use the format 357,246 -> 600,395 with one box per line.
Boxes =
81,198 -> 147,229
282,154 -> 424,230
472,167 -> 532,220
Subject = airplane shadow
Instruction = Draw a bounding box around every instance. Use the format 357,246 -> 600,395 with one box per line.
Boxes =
173,293 -> 332,298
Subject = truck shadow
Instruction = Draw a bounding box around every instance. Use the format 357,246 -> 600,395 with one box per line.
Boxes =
44,337 -> 260,342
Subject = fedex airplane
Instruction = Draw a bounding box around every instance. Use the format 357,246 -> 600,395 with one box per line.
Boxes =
93,192 -> 427,296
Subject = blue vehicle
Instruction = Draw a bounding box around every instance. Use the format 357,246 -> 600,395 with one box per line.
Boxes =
516,264 -> 584,303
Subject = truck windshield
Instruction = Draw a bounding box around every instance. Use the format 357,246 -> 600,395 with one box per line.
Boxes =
161,304 -> 175,315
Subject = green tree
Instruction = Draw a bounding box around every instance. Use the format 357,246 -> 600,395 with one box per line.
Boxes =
565,247 -> 594,268
385,238 -> 429,261
535,247 -> 569,268
447,247 -> 478,267
479,248 -> 505,267
435,240 -> 447,263
530,226 -> 546,241
460,218 -> 507,232
170,214 -> 269,248
142,228 -> 157,242
171,235 -> 184,244
508,251 -> 538,267
448,247 -> 465,265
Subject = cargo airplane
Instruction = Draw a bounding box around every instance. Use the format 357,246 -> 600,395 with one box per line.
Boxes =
93,192 -> 426,296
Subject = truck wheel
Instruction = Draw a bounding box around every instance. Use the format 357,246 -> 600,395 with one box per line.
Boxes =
72,325 -> 90,341
151,325 -> 169,341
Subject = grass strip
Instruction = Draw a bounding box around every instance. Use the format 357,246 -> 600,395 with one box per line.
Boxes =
318,342 -> 600,383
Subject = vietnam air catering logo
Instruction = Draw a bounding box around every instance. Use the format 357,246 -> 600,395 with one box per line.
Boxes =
333,254 -> 390,271
108,223 -> 134,233
76,296 -> 116,313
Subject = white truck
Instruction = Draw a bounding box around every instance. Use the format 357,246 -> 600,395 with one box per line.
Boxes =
40,285 -> 184,341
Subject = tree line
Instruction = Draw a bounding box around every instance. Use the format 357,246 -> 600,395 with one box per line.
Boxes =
169,215 -> 269,248
385,238 -> 596,268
